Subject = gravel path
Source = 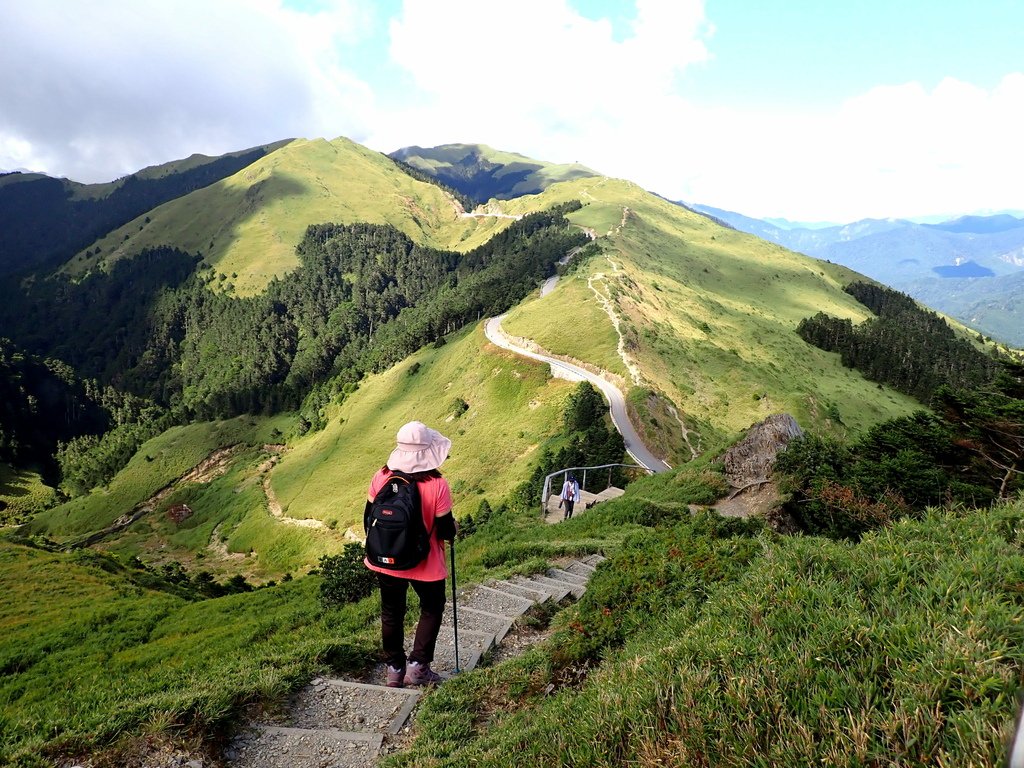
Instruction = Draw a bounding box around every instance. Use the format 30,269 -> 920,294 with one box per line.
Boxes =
484,314 -> 669,472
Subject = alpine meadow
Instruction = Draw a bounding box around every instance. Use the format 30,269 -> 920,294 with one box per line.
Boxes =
1,133 -> 1023,768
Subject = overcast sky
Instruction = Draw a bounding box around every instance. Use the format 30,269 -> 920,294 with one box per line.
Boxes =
2,0 -> 1022,223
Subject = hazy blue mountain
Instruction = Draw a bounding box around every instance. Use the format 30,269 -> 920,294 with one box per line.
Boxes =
906,270 -> 1024,346
762,216 -> 840,230
819,224 -> 1024,281
688,203 -> 1024,347
923,214 -> 1024,235
690,204 -> 909,254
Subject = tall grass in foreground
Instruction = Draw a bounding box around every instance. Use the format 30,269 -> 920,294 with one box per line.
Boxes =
386,499 -> 1024,767
0,541 -> 378,767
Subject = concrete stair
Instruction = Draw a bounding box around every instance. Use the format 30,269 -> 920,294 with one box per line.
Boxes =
225,556 -> 605,767
544,486 -> 624,524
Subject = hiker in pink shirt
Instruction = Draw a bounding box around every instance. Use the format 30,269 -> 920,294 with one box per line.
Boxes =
365,421 -> 456,687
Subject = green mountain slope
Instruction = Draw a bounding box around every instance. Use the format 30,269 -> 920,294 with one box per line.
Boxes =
68,137 -> 516,296
26,324 -> 576,577
492,177 -> 920,460
390,143 -> 600,203
0,141 -> 289,276
20,146 -> 925,554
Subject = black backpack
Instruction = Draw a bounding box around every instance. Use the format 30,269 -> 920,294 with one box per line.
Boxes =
364,470 -> 431,570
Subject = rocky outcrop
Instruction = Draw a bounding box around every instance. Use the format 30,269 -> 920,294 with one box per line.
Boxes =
722,414 -> 803,492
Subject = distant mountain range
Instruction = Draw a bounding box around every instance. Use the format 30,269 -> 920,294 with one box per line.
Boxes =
690,204 -> 1024,346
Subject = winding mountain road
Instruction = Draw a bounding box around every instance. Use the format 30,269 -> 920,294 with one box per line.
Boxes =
484,313 -> 669,473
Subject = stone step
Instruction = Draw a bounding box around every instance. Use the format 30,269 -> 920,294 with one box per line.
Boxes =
511,574 -> 572,602
564,560 -> 596,578
546,567 -> 588,585
462,584 -> 535,617
226,557 -> 607,767
424,625 -> 492,676
288,679 -> 420,735
488,579 -> 550,603
592,486 -> 626,502
442,604 -> 514,643
227,725 -> 383,768
526,574 -> 586,599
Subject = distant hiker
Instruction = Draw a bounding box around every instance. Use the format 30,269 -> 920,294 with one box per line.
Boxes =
560,474 -> 581,519
364,421 -> 457,687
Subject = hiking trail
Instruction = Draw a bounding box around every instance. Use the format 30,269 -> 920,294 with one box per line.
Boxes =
259,448 -> 327,530
484,237 -> 670,472
224,555 -> 606,767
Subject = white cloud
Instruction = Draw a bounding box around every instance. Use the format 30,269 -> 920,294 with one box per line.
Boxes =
367,0 -> 711,159
709,74 -> 1024,221
0,0 -> 375,182
2,0 -> 1021,222
373,1 -> 1024,221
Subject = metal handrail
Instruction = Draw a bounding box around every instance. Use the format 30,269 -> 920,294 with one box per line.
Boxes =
541,463 -> 653,514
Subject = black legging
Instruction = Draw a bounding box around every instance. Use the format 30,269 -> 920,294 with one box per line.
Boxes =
377,573 -> 446,669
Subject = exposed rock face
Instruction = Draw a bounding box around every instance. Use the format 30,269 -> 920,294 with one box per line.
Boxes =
167,504 -> 193,524
722,414 -> 803,489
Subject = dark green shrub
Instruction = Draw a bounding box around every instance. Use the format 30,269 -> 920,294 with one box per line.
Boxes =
457,513 -> 475,539
476,499 -> 493,526
550,514 -> 761,668
319,543 -> 376,607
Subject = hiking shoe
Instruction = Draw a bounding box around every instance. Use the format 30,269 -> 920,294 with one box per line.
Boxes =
386,665 -> 406,688
404,661 -> 442,686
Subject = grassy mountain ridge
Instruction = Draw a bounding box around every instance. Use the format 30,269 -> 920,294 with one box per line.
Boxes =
10,145 -> 926,544
491,177 -> 921,460
68,137 -> 519,296
0,141 -> 290,276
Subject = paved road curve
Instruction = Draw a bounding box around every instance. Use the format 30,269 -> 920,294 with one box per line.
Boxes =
484,314 -> 670,473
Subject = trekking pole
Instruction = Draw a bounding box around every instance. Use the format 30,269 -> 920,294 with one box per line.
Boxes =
450,537 -> 461,674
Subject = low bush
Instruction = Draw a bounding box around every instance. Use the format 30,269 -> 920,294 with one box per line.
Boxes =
319,543 -> 376,607
549,512 -> 763,668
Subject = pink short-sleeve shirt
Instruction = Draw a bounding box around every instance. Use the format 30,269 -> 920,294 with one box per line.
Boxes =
363,467 -> 453,582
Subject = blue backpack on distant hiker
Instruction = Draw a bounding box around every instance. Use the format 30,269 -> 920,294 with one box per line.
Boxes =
364,470 -> 431,570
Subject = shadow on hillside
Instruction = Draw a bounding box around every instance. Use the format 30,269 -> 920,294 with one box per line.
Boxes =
0,468 -> 32,499
200,174 -> 312,269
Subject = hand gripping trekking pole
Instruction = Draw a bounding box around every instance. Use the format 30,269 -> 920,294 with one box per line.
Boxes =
450,537 -> 460,673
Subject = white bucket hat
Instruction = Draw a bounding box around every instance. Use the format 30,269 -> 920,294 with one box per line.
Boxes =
387,421 -> 451,473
